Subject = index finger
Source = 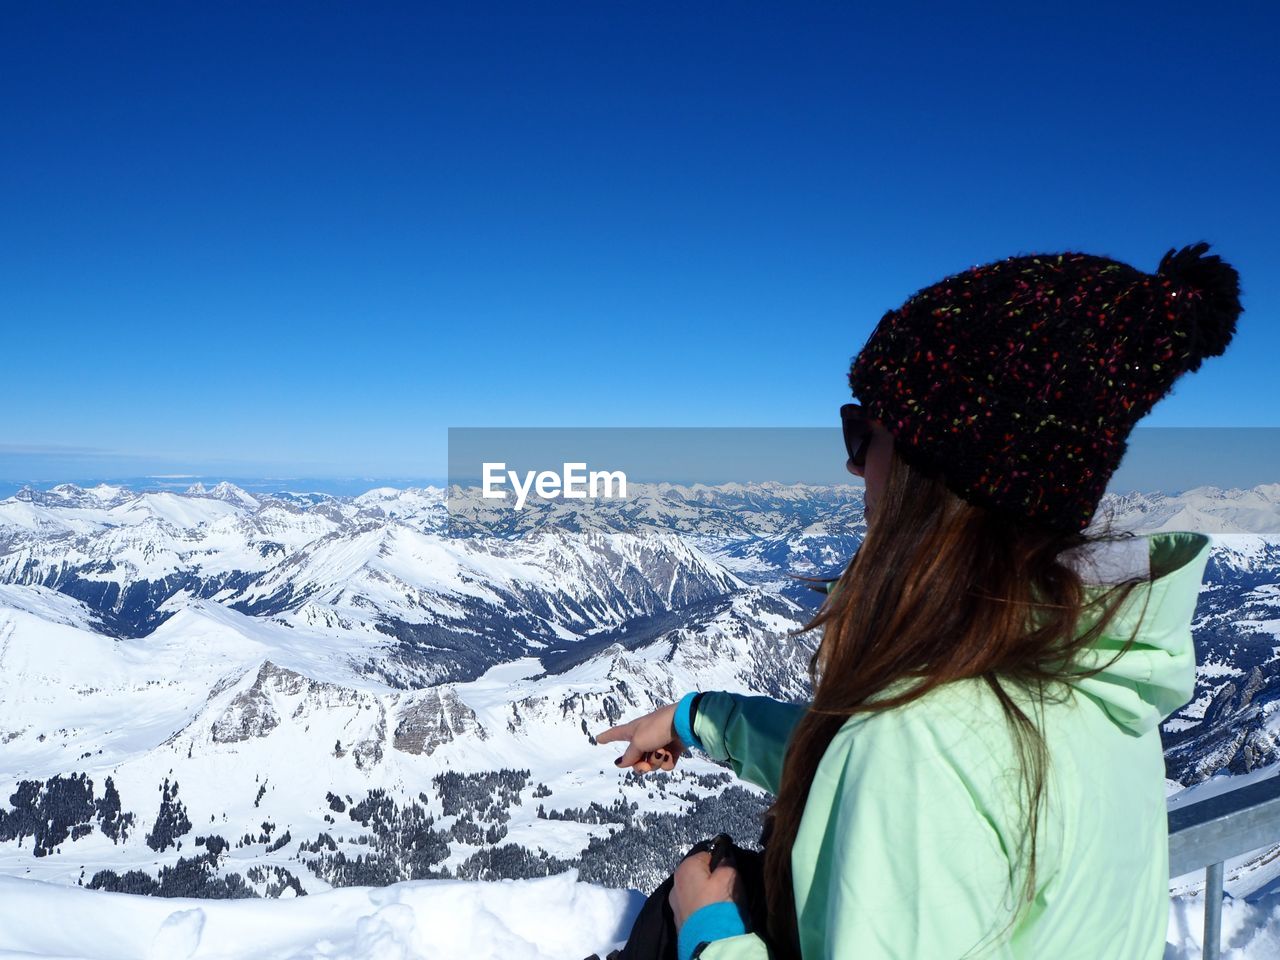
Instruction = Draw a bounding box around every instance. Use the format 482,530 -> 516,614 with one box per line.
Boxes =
594,720 -> 637,745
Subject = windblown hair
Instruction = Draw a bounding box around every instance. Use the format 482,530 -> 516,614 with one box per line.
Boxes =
762,447 -> 1154,957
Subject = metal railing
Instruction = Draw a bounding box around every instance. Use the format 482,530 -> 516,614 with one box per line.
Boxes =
1167,774 -> 1280,960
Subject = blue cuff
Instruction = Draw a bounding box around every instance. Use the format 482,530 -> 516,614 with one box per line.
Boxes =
678,901 -> 749,960
673,691 -> 703,752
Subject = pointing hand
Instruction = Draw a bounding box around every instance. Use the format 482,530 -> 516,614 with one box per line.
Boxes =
595,703 -> 683,773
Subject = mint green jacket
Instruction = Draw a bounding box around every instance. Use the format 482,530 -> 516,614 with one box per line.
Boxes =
690,531 -> 1210,959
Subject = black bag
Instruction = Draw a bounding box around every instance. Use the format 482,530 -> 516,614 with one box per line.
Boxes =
587,834 -> 771,960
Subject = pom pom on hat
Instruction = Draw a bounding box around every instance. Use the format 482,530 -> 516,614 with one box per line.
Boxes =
1157,241 -> 1243,370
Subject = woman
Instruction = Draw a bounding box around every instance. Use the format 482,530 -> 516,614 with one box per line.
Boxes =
597,243 -> 1243,959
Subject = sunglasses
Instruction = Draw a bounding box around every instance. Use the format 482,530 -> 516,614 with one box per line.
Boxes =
841,403 -> 872,470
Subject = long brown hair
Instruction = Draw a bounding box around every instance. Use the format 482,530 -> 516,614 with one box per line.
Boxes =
763,446 -> 1153,956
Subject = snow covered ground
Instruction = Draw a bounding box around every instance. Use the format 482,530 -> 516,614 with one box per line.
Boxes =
0,872 -> 1276,959
0,871 -> 643,960
1167,893 -> 1280,959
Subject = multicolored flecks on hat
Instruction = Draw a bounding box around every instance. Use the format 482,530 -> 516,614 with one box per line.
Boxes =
848,243 -> 1243,533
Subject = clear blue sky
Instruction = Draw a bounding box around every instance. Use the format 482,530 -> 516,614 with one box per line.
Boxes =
2,1 -> 1276,480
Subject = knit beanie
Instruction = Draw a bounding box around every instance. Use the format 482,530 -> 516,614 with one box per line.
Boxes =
847,242 -> 1243,533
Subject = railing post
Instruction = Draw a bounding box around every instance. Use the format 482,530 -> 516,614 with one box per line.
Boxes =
1203,860 -> 1223,960
1167,774 -> 1280,958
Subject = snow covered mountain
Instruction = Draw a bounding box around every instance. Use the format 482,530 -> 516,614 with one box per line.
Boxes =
1162,535 -> 1280,784
0,482 -> 819,900
0,480 -> 1277,905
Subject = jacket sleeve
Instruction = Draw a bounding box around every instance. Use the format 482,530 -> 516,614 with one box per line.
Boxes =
691,692 -> 807,794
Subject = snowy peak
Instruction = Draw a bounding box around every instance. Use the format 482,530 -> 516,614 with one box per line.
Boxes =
208,482 -> 261,508
1095,484 -> 1280,535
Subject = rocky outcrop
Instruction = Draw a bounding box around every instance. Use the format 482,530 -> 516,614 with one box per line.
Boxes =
212,662 -> 296,742
211,661 -> 387,769
392,689 -> 485,756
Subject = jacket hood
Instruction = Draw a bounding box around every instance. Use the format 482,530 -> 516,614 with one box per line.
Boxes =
1069,531 -> 1212,735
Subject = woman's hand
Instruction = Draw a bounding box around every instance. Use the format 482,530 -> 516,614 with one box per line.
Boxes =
596,702 -> 682,773
670,851 -> 744,930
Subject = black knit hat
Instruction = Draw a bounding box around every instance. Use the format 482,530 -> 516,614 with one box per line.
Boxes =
847,242 -> 1243,533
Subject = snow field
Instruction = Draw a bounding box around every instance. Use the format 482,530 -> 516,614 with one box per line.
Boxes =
0,871 -> 643,960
